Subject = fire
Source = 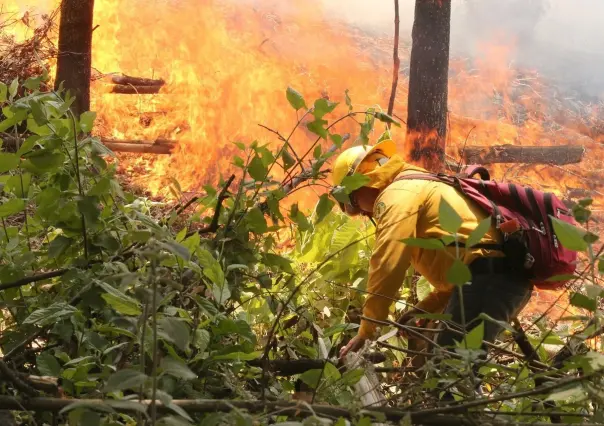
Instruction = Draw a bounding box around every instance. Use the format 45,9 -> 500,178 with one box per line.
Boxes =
3,0 -> 602,318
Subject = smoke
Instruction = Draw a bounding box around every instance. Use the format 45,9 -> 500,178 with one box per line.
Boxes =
320,0 -> 604,99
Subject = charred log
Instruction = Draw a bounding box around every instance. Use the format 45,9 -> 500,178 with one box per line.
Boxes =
109,84 -> 163,95
110,74 -> 165,87
406,0 -> 452,172
462,144 -> 585,165
54,0 -> 95,116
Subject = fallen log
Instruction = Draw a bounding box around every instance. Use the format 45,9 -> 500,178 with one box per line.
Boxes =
101,138 -> 176,154
109,84 -> 163,95
462,144 -> 585,165
110,74 -> 164,87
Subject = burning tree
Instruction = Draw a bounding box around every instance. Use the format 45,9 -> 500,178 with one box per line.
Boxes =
406,0 -> 451,172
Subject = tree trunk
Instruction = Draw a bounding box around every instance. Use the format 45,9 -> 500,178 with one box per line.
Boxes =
54,0 -> 95,117
405,0 -> 451,172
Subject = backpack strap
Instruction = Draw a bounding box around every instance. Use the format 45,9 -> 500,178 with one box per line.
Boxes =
459,165 -> 490,181
393,172 -> 505,252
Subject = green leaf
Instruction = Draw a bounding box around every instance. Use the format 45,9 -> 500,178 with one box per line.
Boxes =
245,207 -> 267,234
98,281 -> 142,316
330,133 -> 343,148
159,239 -> 191,261
313,98 -> 338,119
569,292 -> 597,312
344,89 -> 353,111
306,118 -> 328,139
282,148 -> 295,170
289,203 -> 311,232
24,150 -> 65,173
286,87 -> 306,111
341,368 -> 364,386
323,323 -> 359,337
197,249 -> 225,285
77,196 -> 101,226
88,177 -> 111,196
0,198 -> 25,218
30,99 -> 48,125
103,369 -> 148,392
463,321 -> 484,349
0,153 -> 20,173
439,198 -> 463,234
550,216 -> 587,252
477,313 -> 515,333
340,173 -> 370,193
37,352 -> 62,376
80,111 -> 96,133
330,186 -> 350,204
17,135 -> 40,156
158,317 -> 190,352
193,329 -> 211,352
160,356 -> 196,380
24,303 -> 77,326
374,112 -> 401,127
466,216 -> 491,248
48,235 -> 73,259
8,78 -> 18,99
313,144 -> 322,159
263,253 -> 294,274
23,75 -> 43,91
416,276 -> 434,302
213,351 -> 261,361
102,294 -> 142,316
248,155 -> 267,181
299,363 -> 341,389
315,194 -> 335,225
446,259 -> 472,286
0,82 -> 7,102
400,238 -> 445,250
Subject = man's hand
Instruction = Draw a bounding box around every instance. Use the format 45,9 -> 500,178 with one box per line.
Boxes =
339,334 -> 367,360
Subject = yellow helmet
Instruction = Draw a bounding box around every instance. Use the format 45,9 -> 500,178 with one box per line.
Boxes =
331,139 -> 397,187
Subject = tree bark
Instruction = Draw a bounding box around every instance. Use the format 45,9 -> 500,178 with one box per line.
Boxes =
54,0 -> 95,117
406,0 -> 451,172
462,144 -> 585,165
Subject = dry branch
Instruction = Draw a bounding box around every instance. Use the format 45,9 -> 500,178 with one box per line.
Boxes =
462,144 -> 585,165
109,84 -> 163,95
110,74 -> 165,87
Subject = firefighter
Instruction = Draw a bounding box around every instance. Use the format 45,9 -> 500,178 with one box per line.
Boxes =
333,140 -> 533,359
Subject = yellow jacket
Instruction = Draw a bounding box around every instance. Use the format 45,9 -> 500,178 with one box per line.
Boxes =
358,161 -> 503,339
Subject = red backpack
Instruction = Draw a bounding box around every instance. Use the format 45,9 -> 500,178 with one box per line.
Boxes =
397,165 -> 578,290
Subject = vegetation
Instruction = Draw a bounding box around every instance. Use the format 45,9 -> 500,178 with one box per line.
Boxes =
0,73 -> 603,426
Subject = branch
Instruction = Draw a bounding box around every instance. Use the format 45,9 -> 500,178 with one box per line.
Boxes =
0,269 -> 67,292
386,0 -> 400,121
182,174 -> 235,237
410,369 -> 603,418
109,84 -> 162,95
0,396 -> 596,425
247,352 -> 386,376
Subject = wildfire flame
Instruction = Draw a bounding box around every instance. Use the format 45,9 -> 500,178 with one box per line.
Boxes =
3,0 -> 603,319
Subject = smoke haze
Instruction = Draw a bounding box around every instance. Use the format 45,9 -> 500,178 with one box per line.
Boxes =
321,0 -> 604,99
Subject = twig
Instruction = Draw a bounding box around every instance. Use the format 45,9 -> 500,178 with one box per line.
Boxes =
386,0 -> 400,123
183,174 -> 235,237
0,360 -> 38,397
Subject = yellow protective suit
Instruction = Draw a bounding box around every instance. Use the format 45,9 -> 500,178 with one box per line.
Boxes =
358,156 -> 504,339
